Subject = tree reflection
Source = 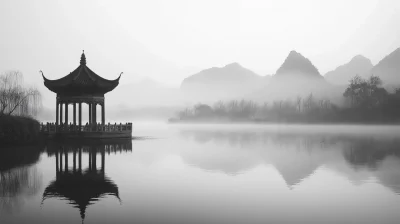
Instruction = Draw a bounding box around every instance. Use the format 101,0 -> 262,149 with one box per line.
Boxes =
0,146 -> 43,213
342,138 -> 400,170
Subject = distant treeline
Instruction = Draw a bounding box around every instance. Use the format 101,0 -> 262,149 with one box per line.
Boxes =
170,75 -> 400,123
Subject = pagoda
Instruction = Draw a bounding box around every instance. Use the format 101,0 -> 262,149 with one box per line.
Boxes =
40,51 -> 132,138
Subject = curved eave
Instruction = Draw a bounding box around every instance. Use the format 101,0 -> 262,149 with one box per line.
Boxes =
85,67 -> 122,84
42,177 -> 120,205
41,69 -> 75,85
41,70 -> 122,94
42,180 -> 120,221
41,70 -> 73,93
41,72 -> 59,94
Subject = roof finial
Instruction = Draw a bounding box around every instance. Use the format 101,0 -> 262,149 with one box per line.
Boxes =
80,50 -> 86,65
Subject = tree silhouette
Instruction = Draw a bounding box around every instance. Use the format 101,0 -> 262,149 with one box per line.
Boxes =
0,71 -> 41,117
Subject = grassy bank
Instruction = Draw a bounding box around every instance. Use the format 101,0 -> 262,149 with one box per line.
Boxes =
0,115 -> 41,145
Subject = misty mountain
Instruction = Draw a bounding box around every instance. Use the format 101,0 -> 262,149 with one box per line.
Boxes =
180,63 -> 267,103
370,47 -> 400,89
255,51 -> 338,102
324,55 -> 373,85
274,50 -> 323,79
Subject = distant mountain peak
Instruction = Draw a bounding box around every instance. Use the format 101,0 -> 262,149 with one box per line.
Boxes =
180,63 -> 265,102
348,55 -> 372,67
275,51 -> 321,78
350,55 -> 370,62
288,50 -> 301,56
224,62 -> 242,68
324,54 -> 373,85
183,62 -> 259,84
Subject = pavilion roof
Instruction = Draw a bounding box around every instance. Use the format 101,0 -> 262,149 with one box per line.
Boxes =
42,51 -> 122,96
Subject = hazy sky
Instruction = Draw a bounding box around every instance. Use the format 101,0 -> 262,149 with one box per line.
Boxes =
1,0 -> 400,87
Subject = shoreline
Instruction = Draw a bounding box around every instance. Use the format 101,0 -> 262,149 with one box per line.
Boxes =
168,119 -> 400,126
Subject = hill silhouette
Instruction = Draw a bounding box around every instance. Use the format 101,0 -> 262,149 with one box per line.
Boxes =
275,50 -> 323,79
371,47 -> 400,89
181,63 -> 266,103
324,55 -> 373,85
253,51 -> 336,102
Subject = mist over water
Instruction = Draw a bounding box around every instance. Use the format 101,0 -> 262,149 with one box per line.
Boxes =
1,123 -> 400,224
2,1 -> 400,224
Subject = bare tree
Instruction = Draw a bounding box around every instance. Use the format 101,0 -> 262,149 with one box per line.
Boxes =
0,71 -> 41,117
177,108 -> 192,120
319,99 -> 324,109
296,96 -> 302,112
213,101 -> 226,116
303,93 -> 314,111
324,99 -> 331,109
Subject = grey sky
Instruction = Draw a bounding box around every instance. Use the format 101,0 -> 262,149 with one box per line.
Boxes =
1,0 -> 400,87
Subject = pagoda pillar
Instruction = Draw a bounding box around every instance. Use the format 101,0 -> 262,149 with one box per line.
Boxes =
65,103 -> 68,126
101,102 -> 105,125
56,101 -> 59,126
60,103 -> 63,125
89,103 -> 92,125
78,102 -> 82,129
92,103 -> 97,125
73,103 -> 76,126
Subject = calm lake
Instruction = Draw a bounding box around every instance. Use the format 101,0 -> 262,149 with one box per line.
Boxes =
1,123 -> 400,224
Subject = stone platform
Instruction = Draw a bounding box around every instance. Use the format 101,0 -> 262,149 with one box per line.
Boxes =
40,123 -> 133,139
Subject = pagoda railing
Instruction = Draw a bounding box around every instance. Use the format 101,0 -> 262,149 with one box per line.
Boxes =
40,122 -> 133,133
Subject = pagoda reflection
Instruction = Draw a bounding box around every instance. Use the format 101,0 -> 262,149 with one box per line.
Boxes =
42,139 -> 132,221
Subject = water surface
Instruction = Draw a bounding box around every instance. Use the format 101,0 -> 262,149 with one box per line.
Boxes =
1,123 -> 400,224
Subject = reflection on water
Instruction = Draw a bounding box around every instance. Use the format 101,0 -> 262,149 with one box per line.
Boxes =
0,167 -> 42,214
0,145 -> 41,172
0,146 -> 42,214
1,124 -> 400,224
42,139 -> 132,221
180,126 -> 400,192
